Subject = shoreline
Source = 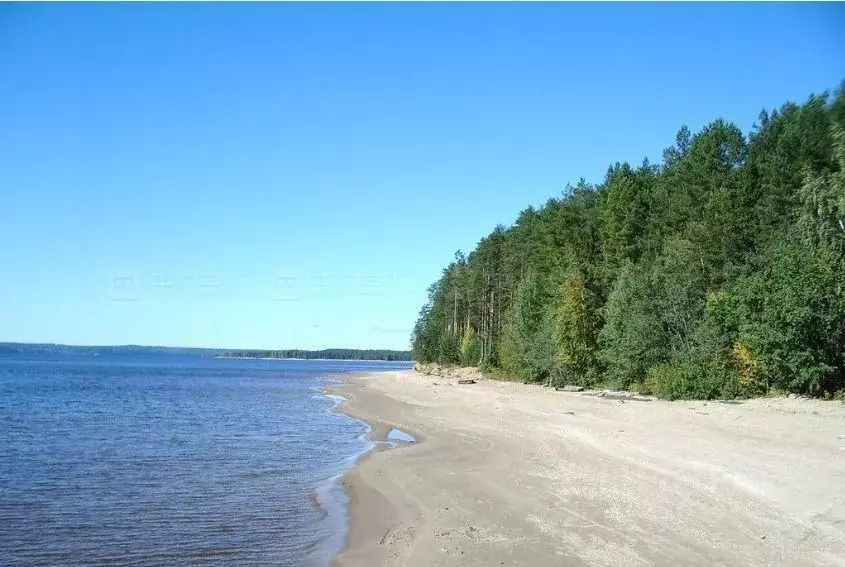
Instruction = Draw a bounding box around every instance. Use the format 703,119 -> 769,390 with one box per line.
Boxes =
326,369 -> 845,566
322,376 -> 424,567
215,356 -> 412,362
311,380 -> 380,567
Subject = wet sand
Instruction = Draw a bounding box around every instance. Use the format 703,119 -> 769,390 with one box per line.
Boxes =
328,370 -> 845,566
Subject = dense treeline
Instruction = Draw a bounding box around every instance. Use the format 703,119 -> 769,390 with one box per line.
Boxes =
223,349 -> 412,361
413,87 -> 845,399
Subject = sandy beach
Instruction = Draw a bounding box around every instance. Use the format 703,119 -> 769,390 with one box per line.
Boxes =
328,370 -> 845,567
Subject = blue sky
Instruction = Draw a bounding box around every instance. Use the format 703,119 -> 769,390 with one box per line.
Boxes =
1,3 -> 843,350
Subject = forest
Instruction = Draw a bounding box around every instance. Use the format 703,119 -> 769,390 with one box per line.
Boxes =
412,86 -> 845,399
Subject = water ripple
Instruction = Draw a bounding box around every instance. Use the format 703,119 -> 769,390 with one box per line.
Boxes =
0,355 -> 410,566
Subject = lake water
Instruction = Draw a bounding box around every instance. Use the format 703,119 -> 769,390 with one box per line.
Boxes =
0,353 -> 411,566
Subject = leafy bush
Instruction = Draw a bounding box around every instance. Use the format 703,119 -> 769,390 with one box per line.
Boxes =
643,360 -> 740,400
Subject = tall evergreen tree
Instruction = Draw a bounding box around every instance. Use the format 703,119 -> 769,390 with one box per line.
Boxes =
412,85 -> 845,399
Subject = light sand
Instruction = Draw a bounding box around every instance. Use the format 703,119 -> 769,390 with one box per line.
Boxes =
328,370 -> 845,567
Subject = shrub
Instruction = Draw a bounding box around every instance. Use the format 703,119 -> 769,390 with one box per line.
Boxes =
644,360 -> 740,400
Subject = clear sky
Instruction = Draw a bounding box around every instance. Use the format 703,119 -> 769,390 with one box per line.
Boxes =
1,3 -> 843,350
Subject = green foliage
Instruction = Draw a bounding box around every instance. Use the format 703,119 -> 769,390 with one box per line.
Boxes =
438,330 -> 460,365
499,272 -> 554,382
551,267 -> 601,385
460,328 -> 482,367
412,84 -> 845,399
643,359 -> 739,400
598,263 -> 665,389
651,237 -> 711,359
732,232 -> 845,394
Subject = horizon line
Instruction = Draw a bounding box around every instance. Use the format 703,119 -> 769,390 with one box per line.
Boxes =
0,341 -> 412,352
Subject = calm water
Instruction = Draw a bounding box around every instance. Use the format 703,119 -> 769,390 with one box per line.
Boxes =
0,354 -> 410,566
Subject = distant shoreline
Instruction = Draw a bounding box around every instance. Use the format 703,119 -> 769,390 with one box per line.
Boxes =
0,343 -> 412,362
214,356 -> 412,362
219,348 -> 412,362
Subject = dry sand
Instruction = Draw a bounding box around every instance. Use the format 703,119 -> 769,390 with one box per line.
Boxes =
327,370 -> 845,567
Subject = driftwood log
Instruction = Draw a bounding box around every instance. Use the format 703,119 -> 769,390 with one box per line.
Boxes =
555,385 -> 584,392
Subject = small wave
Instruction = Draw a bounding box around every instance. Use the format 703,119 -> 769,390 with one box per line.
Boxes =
305,380 -> 378,566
